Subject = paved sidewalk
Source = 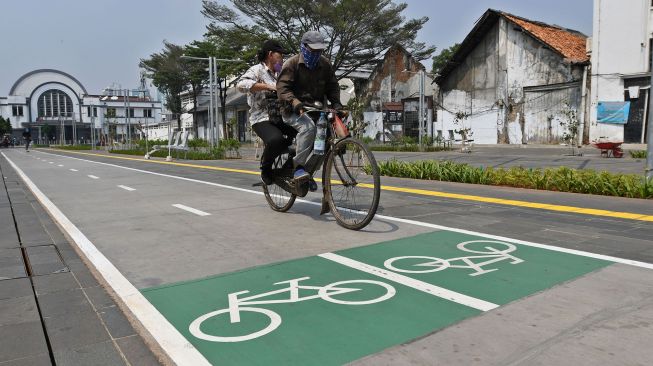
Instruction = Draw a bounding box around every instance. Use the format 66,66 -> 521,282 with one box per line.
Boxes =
0,156 -> 160,365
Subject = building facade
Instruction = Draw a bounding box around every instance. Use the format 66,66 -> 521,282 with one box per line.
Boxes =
436,10 -> 590,145
0,69 -> 162,144
590,0 -> 652,143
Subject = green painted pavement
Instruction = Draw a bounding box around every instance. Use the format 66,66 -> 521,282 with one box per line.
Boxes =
336,231 -> 612,305
142,231 -> 613,365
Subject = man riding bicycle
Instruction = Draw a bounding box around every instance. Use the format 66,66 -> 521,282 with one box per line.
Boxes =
277,31 -> 343,184
237,39 -> 294,185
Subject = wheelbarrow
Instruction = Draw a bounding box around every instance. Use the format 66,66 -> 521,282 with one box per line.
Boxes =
593,141 -> 624,158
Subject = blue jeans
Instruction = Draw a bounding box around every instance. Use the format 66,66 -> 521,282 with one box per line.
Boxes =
282,113 -> 315,168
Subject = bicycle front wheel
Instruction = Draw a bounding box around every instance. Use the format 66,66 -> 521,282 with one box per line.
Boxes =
324,138 -> 380,230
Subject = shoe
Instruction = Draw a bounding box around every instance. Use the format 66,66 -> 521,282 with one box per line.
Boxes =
261,169 -> 274,185
308,178 -> 318,192
293,168 -> 309,181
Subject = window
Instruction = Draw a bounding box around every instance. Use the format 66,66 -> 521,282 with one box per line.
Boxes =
128,108 -> 135,118
37,90 -> 72,117
143,108 -> 152,118
86,106 -> 98,117
12,106 -> 23,116
106,108 -> 116,117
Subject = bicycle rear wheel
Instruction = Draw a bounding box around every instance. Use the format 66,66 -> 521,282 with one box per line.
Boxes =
324,138 -> 380,230
263,151 -> 296,212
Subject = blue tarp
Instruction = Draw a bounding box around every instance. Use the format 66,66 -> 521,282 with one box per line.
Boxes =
597,101 -> 630,124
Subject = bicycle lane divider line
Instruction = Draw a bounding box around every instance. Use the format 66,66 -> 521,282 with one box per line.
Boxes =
34,149 -> 653,271
319,252 -> 498,311
172,204 -> 211,216
40,149 -> 653,223
0,152 -> 212,365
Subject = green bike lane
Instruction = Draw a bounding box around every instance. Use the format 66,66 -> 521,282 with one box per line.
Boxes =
143,230 -> 613,365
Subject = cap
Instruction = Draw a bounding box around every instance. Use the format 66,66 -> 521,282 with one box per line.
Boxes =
261,40 -> 289,55
301,31 -> 328,50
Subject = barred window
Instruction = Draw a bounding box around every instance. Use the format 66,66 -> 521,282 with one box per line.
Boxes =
38,90 -> 73,118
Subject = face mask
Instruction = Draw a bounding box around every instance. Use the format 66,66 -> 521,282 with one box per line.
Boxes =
300,43 -> 322,70
273,61 -> 283,73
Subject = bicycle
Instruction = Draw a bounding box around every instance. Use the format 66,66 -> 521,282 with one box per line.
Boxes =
188,276 -> 395,343
257,101 -> 381,230
383,240 -> 524,277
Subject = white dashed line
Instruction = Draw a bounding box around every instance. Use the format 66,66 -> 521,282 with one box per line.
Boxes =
118,185 -> 136,192
49,162 -> 54,164
58,164 -> 64,167
88,175 -> 99,179
70,169 -> 78,172
172,204 -> 211,216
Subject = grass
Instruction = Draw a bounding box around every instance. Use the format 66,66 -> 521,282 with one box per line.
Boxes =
375,159 -> 653,199
110,147 -> 226,160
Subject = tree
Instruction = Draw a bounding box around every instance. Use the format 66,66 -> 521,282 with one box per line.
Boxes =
0,116 -> 8,135
140,42 -> 190,131
431,43 -> 460,75
41,123 -> 55,140
201,0 -> 435,81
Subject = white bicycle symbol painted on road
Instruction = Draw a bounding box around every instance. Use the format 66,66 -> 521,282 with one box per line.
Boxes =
189,277 -> 395,343
384,240 -> 524,276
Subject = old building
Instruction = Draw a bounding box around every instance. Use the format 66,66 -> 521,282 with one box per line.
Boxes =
0,69 -> 162,144
590,0 -> 652,144
358,44 -> 435,142
435,9 -> 590,145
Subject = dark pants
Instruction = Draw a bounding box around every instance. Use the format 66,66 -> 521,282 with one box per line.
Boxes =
25,139 -> 31,150
252,121 -> 297,170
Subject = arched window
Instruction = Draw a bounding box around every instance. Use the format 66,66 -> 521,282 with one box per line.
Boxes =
37,90 -> 73,118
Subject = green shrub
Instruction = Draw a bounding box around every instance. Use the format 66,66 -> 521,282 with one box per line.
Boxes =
110,146 -> 226,160
188,138 -> 210,148
377,159 -> 653,199
50,145 -> 92,150
630,150 -> 647,159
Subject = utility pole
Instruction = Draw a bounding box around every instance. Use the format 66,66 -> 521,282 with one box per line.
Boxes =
646,67 -> 653,180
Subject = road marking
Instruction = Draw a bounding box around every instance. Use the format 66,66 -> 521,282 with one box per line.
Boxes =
319,252 -> 498,311
49,161 -> 54,164
33,150 -> 653,270
58,164 -> 64,167
118,185 -> 136,192
88,175 -> 99,179
44,149 -> 653,223
172,204 -> 211,216
69,168 -> 78,172
1,152 -> 211,366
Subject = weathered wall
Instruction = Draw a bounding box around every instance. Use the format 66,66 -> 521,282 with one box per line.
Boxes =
439,17 -> 585,144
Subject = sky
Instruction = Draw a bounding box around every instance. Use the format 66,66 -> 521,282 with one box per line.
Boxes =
0,0 -> 593,96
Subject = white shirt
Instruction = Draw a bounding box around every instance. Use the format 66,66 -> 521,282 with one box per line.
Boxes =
236,63 -> 278,126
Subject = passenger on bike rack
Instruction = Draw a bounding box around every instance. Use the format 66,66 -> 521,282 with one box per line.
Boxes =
277,31 -> 343,189
237,39 -> 293,185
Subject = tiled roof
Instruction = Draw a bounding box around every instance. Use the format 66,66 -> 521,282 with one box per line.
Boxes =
502,13 -> 589,63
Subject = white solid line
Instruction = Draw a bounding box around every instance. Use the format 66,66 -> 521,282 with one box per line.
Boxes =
320,253 -> 498,311
172,204 -> 211,216
1,152 -> 211,366
88,175 -> 99,179
69,169 -> 78,172
118,185 -> 136,192
35,150 -> 653,271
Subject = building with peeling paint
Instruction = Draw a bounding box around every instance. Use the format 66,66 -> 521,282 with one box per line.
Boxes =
590,0 -> 652,144
435,9 -> 590,145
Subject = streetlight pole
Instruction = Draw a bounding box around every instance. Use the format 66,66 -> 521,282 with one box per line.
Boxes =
646,67 -> 653,180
